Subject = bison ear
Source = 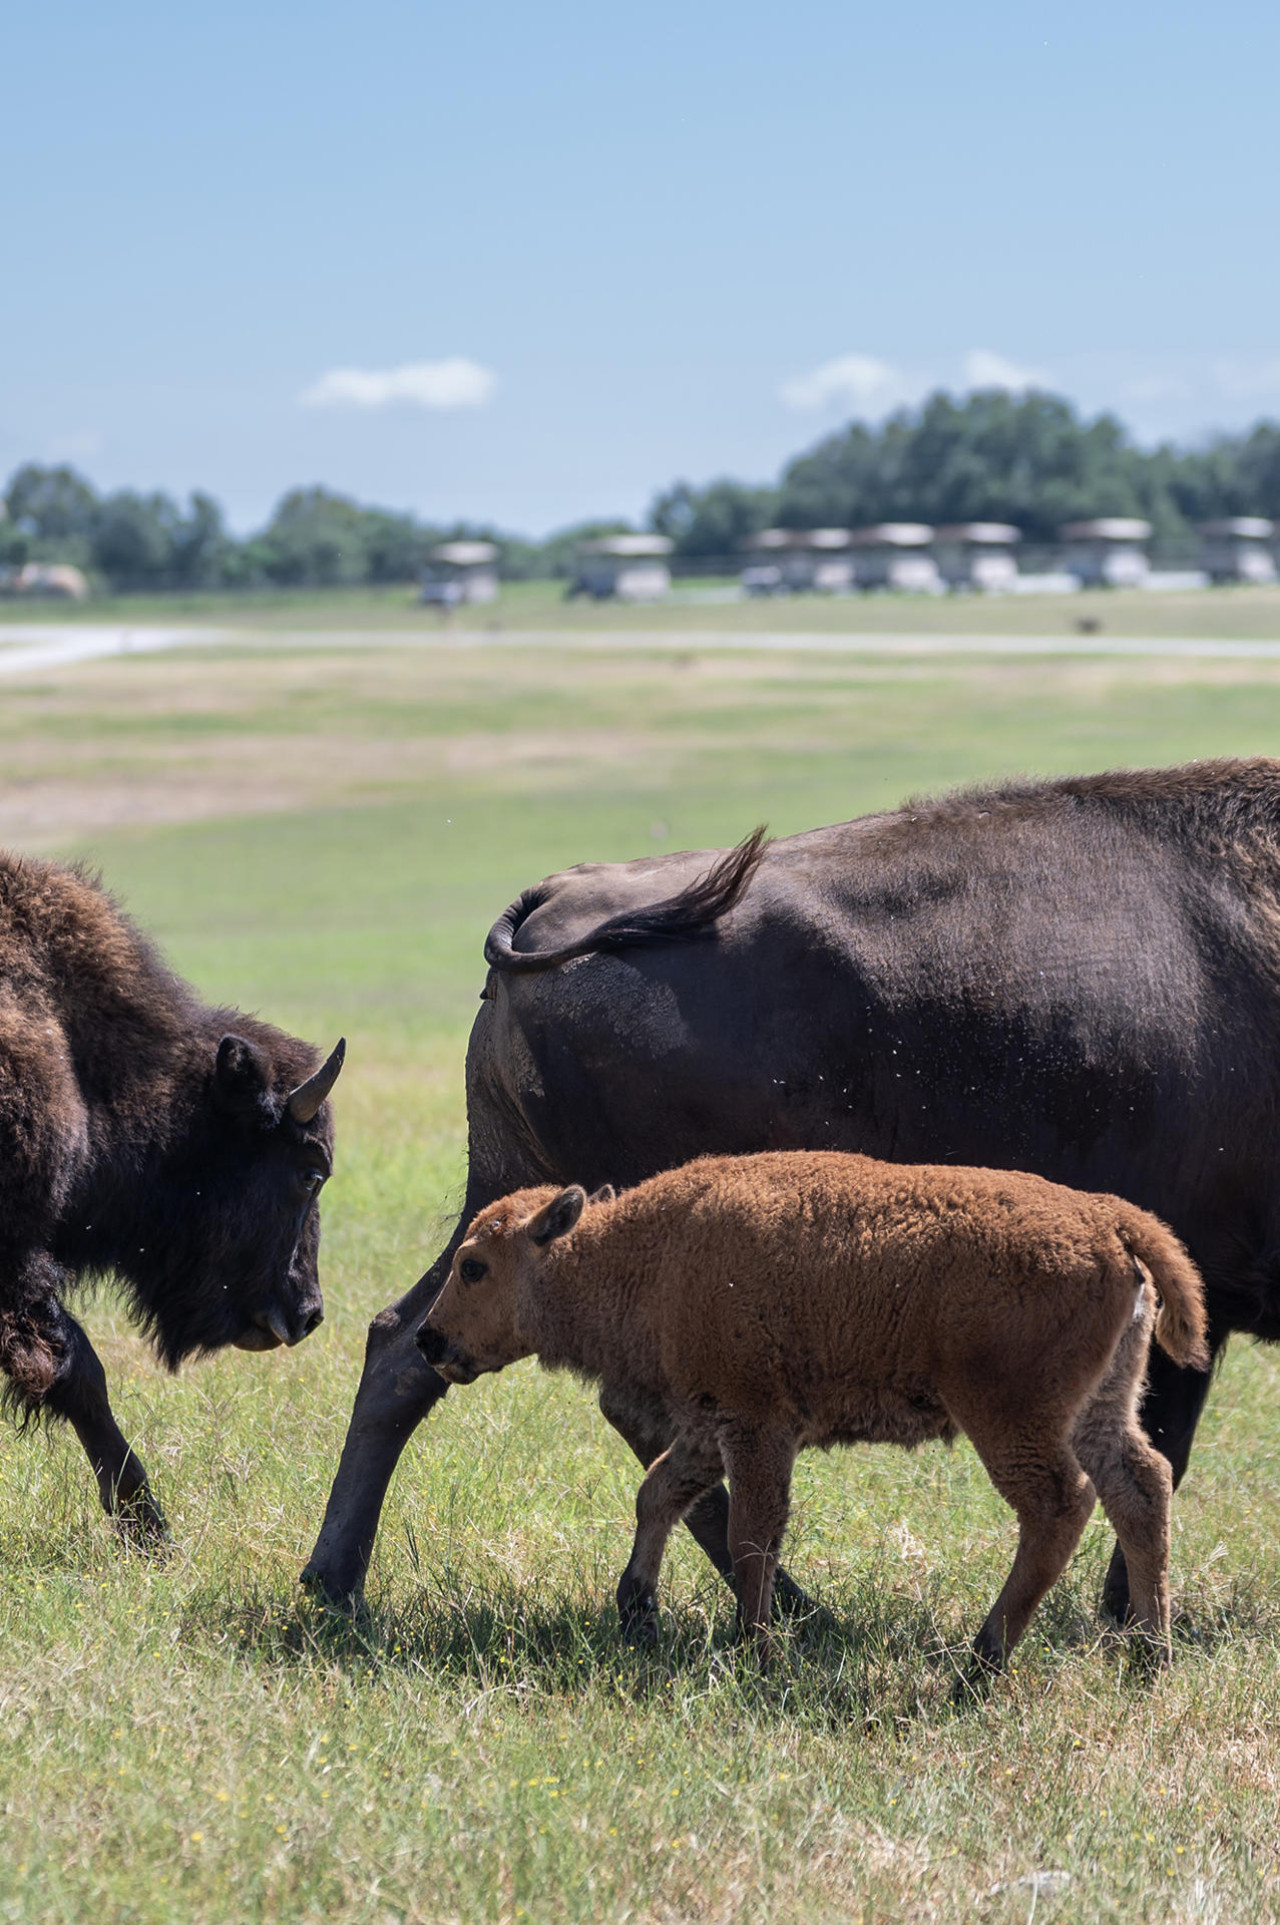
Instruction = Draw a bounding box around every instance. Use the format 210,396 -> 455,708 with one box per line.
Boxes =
528,1186 -> 586,1246
588,1184 -> 616,1206
213,1033 -> 272,1113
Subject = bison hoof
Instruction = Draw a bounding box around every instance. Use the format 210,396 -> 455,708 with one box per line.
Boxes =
113,1487 -> 170,1550
299,1564 -> 366,1619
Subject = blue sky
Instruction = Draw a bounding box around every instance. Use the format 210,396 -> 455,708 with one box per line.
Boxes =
5,0 -> 1279,534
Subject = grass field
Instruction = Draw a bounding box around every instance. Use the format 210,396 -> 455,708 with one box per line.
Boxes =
4,625 -> 1280,1923
10,575 -> 1280,639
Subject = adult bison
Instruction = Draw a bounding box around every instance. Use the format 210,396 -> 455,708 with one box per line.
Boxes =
0,850 -> 344,1541
304,757 -> 1280,1620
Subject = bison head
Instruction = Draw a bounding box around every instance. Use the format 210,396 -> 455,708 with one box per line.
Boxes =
118,1030 -> 345,1369
417,1182 -> 612,1384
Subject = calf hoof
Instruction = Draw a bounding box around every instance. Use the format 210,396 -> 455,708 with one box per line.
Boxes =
1122,1628 -> 1171,1678
772,1565 -> 820,1621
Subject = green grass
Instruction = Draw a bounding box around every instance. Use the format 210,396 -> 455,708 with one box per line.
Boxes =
7,574 -> 1280,637
4,633 -> 1280,1921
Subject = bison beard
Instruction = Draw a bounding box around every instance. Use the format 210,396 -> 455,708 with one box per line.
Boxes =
0,850 -> 343,1544
307,756 -> 1280,1621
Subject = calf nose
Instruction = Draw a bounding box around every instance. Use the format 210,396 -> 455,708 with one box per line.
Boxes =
416,1323 -> 446,1366
302,1306 -> 324,1337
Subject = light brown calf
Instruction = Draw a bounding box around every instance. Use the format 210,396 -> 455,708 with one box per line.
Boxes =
417,1151 -> 1208,1672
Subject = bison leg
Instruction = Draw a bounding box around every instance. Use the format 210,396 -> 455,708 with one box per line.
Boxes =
1,1279 -> 165,1543
301,1261 -> 455,1608
1100,1323 -> 1226,1624
966,1441 -> 1095,1674
720,1423 -> 797,1664
1073,1317 -> 1173,1660
45,1314 -> 167,1542
598,1381 -> 816,1618
616,1433 -> 724,1642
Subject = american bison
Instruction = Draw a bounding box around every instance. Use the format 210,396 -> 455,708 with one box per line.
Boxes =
0,850 -> 344,1540
304,758 -> 1280,1621
419,1153 -> 1207,1669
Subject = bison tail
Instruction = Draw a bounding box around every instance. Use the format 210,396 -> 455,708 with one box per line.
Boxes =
1116,1207 -> 1211,1371
483,826 -> 770,975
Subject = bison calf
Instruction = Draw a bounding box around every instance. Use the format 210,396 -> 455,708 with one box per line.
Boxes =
418,1150 -> 1208,1672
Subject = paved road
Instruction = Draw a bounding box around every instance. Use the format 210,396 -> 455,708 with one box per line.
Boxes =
0,624 -> 229,676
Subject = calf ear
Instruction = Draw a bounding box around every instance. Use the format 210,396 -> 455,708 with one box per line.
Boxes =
213,1034 -> 273,1113
588,1184 -> 616,1206
528,1186 -> 586,1245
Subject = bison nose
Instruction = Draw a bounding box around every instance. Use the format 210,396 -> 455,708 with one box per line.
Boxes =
416,1323 -> 447,1366
258,1299 -> 324,1347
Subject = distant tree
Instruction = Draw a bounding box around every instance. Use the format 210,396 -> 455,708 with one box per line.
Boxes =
774,390 -> 1193,541
258,488 -> 371,586
170,492 -> 233,588
92,490 -> 182,587
649,479 -> 777,556
5,464 -> 99,560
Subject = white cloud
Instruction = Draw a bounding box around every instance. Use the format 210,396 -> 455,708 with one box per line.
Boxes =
962,348 -> 1050,392
778,353 -> 909,412
298,357 -> 496,411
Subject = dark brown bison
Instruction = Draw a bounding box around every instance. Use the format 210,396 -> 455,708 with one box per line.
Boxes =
304,757 -> 1280,1623
0,851 -> 344,1540
420,1155 -> 1208,1668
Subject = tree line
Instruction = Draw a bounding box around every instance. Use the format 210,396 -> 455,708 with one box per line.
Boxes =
5,389 -> 1280,592
652,391 -> 1280,555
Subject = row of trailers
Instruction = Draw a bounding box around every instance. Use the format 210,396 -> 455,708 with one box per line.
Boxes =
418,519 -> 1279,606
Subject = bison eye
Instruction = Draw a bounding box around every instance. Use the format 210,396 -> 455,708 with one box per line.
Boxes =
459,1257 -> 487,1284
304,1168 -> 326,1194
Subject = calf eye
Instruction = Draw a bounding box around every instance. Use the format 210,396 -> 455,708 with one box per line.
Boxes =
304,1168 -> 326,1194
459,1257 -> 487,1284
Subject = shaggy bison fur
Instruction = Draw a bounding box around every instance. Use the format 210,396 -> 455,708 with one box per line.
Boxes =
0,850 -> 344,1541
419,1151 -> 1208,1671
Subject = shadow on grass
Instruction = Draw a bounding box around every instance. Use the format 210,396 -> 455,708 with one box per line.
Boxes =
184,1557 -> 1206,1736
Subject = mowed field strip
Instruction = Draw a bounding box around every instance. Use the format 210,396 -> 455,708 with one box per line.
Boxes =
3,617 -> 1280,1923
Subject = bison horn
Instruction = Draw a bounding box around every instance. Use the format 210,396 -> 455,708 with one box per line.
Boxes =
287,1038 -> 346,1124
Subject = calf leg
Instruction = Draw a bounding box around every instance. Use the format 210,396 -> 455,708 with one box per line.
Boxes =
1101,1324 -> 1225,1623
598,1381 -> 815,1617
720,1424 -> 797,1664
965,1438 -> 1095,1672
1074,1324 -> 1174,1657
616,1433 -> 724,1642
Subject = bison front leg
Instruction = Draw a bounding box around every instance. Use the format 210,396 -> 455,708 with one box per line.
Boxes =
616,1433 -> 724,1643
301,1265 -> 452,1608
598,1383 -> 817,1619
1,1282 -> 165,1543
47,1314 -> 167,1542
